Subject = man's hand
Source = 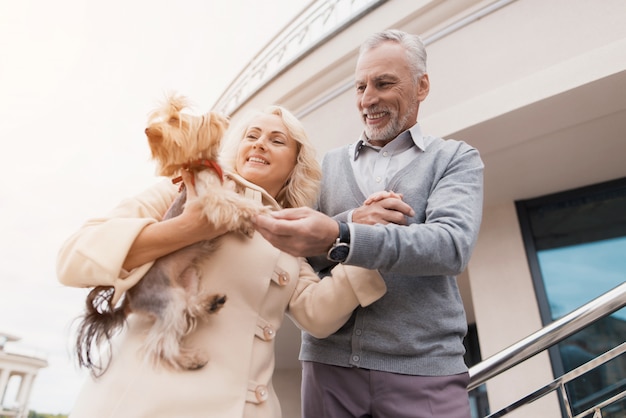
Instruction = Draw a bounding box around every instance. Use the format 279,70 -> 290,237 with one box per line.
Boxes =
353,190 -> 415,225
255,207 -> 339,257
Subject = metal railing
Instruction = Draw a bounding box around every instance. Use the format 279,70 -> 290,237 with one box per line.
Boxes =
468,282 -> 626,417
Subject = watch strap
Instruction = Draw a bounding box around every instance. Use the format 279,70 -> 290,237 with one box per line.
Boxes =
326,221 -> 351,262
337,221 -> 350,244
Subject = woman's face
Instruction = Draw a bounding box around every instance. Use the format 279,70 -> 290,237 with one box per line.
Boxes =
236,113 -> 298,198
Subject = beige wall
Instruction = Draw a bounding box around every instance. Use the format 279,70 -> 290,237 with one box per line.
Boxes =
469,202 -> 560,416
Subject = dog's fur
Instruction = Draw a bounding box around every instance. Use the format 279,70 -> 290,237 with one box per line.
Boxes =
75,93 -> 265,377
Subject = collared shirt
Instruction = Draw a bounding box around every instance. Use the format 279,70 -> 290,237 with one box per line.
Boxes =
343,123 -> 426,250
348,123 -> 426,198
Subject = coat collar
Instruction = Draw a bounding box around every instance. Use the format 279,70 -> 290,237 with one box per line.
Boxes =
224,171 -> 282,211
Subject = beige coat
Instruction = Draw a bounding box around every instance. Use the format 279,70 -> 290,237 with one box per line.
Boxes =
57,174 -> 386,418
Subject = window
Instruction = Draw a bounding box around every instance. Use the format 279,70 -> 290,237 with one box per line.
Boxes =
516,177 -> 626,417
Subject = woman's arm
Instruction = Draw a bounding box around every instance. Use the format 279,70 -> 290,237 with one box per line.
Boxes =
122,172 -> 227,270
57,172 -> 226,289
287,262 -> 386,338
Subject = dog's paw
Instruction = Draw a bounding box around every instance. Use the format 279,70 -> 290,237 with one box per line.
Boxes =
237,205 -> 270,238
236,219 -> 256,238
179,353 -> 209,370
205,294 -> 227,313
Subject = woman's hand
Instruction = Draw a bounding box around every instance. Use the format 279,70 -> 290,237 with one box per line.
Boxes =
176,171 -> 229,242
122,171 -> 228,271
255,207 -> 339,257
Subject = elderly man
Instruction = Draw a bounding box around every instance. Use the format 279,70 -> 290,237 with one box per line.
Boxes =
256,29 -> 484,418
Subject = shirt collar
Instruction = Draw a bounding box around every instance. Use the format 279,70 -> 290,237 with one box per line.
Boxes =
353,123 -> 425,161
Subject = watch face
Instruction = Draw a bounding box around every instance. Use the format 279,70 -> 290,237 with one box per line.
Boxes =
329,244 -> 350,262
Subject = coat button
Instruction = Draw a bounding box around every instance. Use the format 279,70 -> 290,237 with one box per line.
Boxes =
255,385 -> 269,402
263,325 -> 275,340
278,272 -> 289,285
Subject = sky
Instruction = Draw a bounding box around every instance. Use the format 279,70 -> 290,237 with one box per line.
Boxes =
0,0 -> 310,414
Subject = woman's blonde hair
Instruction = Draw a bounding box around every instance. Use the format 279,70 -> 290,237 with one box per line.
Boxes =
220,105 -> 321,208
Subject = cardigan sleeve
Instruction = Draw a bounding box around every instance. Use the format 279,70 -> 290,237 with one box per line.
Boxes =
56,179 -> 178,303
287,262 -> 386,338
346,142 -> 484,276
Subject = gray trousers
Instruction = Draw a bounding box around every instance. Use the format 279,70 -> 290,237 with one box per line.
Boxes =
301,361 -> 471,418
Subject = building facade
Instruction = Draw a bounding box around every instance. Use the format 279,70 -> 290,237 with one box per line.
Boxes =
215,0 -> 626,416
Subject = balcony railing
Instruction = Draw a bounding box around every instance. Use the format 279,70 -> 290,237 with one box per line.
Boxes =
468,282 -> 626,417
212,0 -> 387,116
212,0 -> 519,118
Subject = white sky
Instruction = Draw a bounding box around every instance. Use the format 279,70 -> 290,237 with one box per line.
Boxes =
0,0 -> 309,413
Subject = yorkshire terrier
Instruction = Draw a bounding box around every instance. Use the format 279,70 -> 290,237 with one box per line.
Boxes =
75,93 -> 265,377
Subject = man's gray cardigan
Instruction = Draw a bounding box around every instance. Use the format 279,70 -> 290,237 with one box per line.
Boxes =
301,135 -> 484,376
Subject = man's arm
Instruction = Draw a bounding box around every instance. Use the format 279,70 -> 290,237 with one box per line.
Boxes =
254,193 -> 414,258
257,145 -> 483,276
347,147 -> 484,275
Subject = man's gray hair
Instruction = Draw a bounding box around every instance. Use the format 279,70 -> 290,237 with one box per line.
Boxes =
359,29 -> 427,83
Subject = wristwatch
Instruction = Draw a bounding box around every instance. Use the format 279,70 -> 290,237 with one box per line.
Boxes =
326,221 -> 351,263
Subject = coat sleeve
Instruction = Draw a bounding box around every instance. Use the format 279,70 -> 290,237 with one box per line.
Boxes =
56,179 -> 178,303
287,262 -> 386,338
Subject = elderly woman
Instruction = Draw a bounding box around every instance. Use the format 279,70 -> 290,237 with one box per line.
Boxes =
57,105 -> 385,418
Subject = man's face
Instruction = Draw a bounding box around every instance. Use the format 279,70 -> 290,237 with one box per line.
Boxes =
355,41 -> 429,145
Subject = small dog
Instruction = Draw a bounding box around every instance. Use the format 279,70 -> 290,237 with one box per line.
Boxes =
75,93 -> 265,377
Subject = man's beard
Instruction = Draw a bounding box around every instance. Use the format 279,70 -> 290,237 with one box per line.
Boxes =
364,100 -> 418,143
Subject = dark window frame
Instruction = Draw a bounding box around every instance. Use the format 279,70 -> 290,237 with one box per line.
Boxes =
516,176 -> 626,319
515,176 -> 626,417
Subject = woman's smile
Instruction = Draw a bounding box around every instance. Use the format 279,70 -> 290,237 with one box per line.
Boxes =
236,113 -> 298,198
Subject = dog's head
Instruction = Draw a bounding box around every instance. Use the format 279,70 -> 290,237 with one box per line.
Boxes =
145,93 -> 230,177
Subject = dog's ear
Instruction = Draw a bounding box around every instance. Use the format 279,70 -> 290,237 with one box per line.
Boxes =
209,112 -> 230,138
166,94 -> 188,126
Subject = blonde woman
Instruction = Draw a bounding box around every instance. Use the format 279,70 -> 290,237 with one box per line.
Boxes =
57,105 -> 385,418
